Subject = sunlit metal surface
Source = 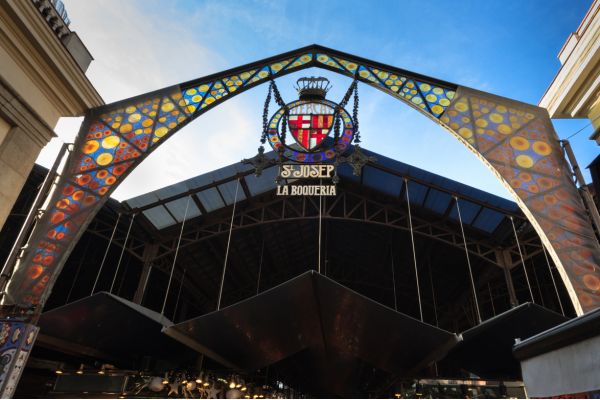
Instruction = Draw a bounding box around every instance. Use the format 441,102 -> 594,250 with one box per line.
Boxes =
164,271 -> 460,396
443,302 -> 569,378
37,292 -> 194,365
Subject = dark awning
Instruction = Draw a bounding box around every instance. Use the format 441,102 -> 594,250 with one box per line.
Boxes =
164,271 -> 460,396
37,292 -> 195,366
443,303 -> 568,378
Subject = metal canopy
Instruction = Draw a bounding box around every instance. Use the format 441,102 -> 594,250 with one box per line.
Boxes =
442,302 -> 569,379
36,292 -> 195,366
124,143 -> 519,234
164,271 -> 460,396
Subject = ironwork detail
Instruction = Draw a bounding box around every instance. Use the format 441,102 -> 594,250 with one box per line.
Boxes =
241,146 -> 278,177
339,145 -> 377,176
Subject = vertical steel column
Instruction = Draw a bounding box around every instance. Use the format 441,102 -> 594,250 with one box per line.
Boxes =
496,249 -> 518,308
562,140 -> 600,236
133,243 -> 158,305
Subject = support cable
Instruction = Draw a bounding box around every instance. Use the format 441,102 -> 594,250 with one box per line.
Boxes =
216,179 -> 240,311
541,241 -> 565,316
510,216 -> 535,303
173,269 -> 186,322
91,213 -> 121,295
390,242 -> 397,311
110,214 -> 136,293
66,234 -> 92,304
257,238 -> 265,295
318,178 -> 323,274
488,278 -> 496,317
455,197 -> 482,324
161,195 -> 191,316
428,257 -> 438,327
531,257 -> 546,308
404,179 -> 423,322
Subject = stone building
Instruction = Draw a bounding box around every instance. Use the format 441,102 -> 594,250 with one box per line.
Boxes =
0,0 -> 103,230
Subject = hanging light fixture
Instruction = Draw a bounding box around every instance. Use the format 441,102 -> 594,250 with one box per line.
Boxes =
55,363 -> 64,374
98,364 -> 106,374
196,371 -> 203,384
394,384 -> 402,398
241,379 -> 247,391
77,364 -> 84,374
236,376 -> 242,388
162,372 -> 169,385
182,373 -> 188,384
230,375 -> 236,389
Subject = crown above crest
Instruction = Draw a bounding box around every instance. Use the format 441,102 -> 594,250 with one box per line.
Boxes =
294,77 -> 331,100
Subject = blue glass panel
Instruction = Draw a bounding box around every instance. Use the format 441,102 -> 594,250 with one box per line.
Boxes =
366,153 -> 410,174
423,189 -> 452,215
458,185 -> 491,203
448,199 -> 481,225
432,176 -> 461,192
164,197 -> 201,222
403,181 -> 428,206
234,161 -> 254,173
407,166 -> 435,183
362,165 -> 402,197
210,165 -> 237,182
218,180 -> 247,205
472,208 -> 506,233
142,206 -> 177,229
125,192 -> 158,209
154,182 -> 188,200
245,166 -> 279,196
337,162 -> 360,183
487,196 -> 519,211
196,187 -> 225,212
185,173 -> 213,189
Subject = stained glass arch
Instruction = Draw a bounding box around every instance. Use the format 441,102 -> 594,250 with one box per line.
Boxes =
8,45 -> 600,316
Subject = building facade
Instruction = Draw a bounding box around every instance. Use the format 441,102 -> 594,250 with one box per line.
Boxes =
0,0 -> 103,230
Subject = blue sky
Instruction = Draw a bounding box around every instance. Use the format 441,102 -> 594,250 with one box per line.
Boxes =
38,0 -> 596,201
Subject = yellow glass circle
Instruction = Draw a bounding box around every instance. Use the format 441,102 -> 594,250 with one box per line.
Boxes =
205,97 -> 215,104
439,98 -> 450,106
378,71 -> 389,80
411,97 -> 422,104
346,63 -> 357,71
497,124 -> 512,135
489,113 -> 503,124
432,87 -> 444,95
199,85 -> 210,92
459,127 -> 473,138
155,127 -> 168,137
142,119 -> 153,128
359,70 -> 370,78
161,103 -> 175,113
97,152 -> 113,166
475,119 -> 488,128
192,95 -> 202,103
128,113 -> 141,123
300,55 -> 312,63
125,106 -> 136,114
82,140 -> 99,154
431,105 -> 444,114
496,105 -> 508,113
119,124 -> 133,134
426,94 -> 437,102
240,72 -> 251,80
102,136 -> 120,149
135,129 -> 143,135
420,84 -> 431,92
185,105 -> 196,113
455,103 -> 468,112
172,93 -> 183,100
516,155 -> 534,168
510,136 -> 530,151
447,91 -> 455,99
186,88 -> 197,96
532,141 -> 552,156
258,71 -> 269,79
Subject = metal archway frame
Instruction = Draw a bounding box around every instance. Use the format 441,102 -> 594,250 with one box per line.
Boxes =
6,45 -> 600,316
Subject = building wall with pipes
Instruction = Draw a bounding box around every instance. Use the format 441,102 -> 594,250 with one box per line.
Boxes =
0,0 -> 103,231
539,0 -> 600,138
